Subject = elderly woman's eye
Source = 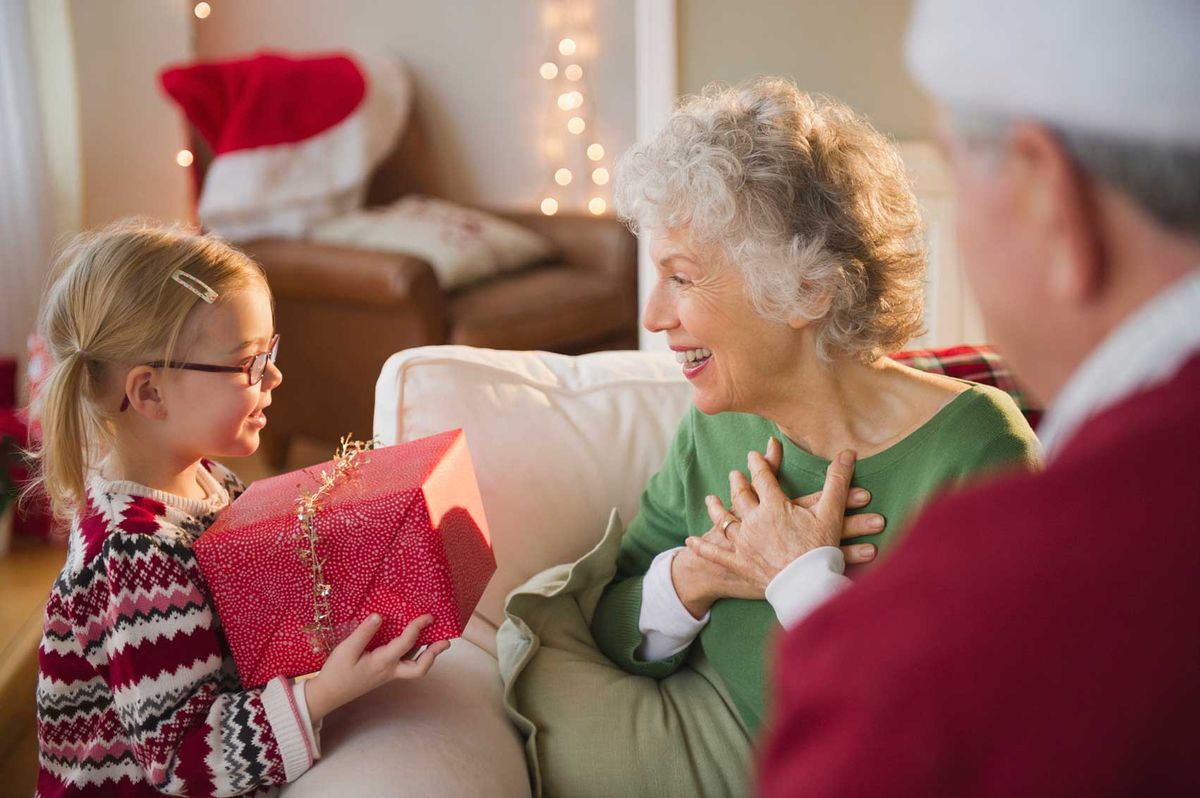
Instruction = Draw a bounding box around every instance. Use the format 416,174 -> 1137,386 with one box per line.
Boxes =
668,275 -> 690,286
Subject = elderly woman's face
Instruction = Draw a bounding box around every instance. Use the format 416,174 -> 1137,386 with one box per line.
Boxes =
644,229 -> 805,416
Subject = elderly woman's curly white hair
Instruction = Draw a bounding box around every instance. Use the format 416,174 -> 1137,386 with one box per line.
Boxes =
615,78 -> 926,362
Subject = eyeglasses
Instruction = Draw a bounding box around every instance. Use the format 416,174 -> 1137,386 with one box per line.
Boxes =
119,334 -> 280,412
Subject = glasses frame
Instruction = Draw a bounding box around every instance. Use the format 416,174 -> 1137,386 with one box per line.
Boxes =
119,334 -> 279,412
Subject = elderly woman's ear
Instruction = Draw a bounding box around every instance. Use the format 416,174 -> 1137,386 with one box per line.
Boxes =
786,287 -> 833,330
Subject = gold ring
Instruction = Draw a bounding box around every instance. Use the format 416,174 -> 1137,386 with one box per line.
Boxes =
720,516 -> 739,534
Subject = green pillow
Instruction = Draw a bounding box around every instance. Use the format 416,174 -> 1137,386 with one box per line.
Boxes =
498,511 -> 752,798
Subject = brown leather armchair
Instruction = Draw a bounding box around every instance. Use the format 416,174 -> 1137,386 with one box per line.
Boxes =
195,115 -> 638,465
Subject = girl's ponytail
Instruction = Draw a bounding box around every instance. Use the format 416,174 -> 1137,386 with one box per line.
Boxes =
30,349 -> 102,516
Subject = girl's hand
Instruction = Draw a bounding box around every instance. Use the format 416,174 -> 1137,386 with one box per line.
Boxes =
303,614 -> 451,725
687,448 -> 880,592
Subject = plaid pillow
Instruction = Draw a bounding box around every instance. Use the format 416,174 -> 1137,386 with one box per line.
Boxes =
893,344 -> 1043,430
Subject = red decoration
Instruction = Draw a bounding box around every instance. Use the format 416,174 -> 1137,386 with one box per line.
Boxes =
159,52 -> 366,156
194,429 -> 495,687
0,357 -> 16,409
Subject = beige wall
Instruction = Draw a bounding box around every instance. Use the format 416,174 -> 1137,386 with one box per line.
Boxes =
676,2 -> 987,348
69,0 -> 193,227
194,0 -> 636,211
678,0 -> 933,140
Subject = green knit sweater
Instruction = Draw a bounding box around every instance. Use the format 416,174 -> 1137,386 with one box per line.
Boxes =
590,383 -> 1041,735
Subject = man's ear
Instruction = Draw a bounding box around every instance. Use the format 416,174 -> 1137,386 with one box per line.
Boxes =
1008,123 -> 1106,304
123,366 -> 166,419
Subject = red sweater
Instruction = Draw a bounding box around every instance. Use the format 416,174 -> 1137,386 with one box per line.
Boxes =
760,354 -> 1200,797
36,461 -> 313,797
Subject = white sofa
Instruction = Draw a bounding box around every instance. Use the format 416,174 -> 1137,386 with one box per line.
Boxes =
283,345 -> 693,797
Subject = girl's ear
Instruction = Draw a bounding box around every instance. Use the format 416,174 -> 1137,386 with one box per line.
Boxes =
123,366 -> 166,419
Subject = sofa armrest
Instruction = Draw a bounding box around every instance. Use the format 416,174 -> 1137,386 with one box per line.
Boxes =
496,212 -> 637,284
243,238 -> 445,316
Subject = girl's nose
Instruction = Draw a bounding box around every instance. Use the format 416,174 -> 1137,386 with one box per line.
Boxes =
263,358 -> 283,390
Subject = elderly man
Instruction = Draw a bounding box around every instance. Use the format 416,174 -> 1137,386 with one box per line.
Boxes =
729,1 -> 1198,795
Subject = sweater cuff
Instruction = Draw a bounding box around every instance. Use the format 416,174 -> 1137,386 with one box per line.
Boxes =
291,679 -> 322,759
637,547 -> 709,661
765,546 -> 852,629
260,676 -> 315,781
591,575 -> 686,679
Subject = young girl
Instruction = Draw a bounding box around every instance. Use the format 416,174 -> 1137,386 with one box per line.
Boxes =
31,221 -> 449,796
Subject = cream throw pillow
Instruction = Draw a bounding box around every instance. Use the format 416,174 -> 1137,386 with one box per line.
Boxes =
309,195 -> 555,289
497,511 -> 751,798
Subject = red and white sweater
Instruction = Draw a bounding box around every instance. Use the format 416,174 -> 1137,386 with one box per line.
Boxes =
36,460 -> 318,797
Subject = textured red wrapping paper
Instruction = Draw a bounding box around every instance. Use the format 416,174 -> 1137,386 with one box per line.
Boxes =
194,429 -> 495,687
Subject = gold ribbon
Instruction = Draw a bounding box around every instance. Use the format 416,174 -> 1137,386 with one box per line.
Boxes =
295,436 -> 374,654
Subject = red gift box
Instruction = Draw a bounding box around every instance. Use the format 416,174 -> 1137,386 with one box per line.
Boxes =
194,429 -> 495,687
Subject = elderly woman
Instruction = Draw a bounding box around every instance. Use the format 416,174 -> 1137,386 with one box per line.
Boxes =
502,78 -> 1039,797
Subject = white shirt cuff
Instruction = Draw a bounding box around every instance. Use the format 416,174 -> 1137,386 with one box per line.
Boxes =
637,547 -> 709,661
765,546 -> 852,629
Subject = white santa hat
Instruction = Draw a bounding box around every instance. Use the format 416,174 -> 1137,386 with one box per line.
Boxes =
905,0 -> 1200,145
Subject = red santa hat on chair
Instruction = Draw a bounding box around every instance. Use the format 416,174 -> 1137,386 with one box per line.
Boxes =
161,50 -> 409,241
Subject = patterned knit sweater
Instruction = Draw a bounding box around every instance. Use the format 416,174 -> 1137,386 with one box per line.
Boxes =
36,460 -> 317,797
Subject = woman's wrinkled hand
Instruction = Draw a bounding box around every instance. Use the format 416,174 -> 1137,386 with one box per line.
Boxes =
671,438 -> 883,616
671,534 -> 764,618
303,613 -> 451,725
686,444 -> 883,592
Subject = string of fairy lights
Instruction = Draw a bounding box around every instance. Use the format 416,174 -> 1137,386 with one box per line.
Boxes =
537,1 -> 610,216
173,2 -> 213,170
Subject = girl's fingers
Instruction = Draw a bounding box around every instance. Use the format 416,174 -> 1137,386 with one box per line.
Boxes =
338,613 -> 383,659
394,639 -> 450,678
375,614 -> 433,662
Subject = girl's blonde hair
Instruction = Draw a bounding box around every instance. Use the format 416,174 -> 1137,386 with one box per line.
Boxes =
30,220 -> 268,519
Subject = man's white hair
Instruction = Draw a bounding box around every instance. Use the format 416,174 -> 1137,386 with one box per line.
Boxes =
950,108 -> 1200,238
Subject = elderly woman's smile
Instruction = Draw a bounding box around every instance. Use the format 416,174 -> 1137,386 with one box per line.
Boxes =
646,228 -> 815,418
673,346 -> 712,373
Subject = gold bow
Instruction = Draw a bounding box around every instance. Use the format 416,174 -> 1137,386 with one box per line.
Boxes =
295,436 -> 375,654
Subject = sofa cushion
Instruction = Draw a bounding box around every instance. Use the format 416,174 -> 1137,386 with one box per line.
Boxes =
497,512 -> 751,798
282,619 -> 529,798
374,346 -> 692,628
448,266 -> 636,351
